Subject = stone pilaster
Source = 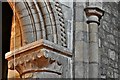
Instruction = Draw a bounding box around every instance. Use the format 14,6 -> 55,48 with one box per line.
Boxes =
84,7 -> 104,78
74,2 -> 90,78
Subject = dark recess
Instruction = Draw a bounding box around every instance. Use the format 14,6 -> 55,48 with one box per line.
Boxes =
2,2 -> 13,80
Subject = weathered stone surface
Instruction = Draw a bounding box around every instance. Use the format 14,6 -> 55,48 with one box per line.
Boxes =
99,2 -> 120,78
75,61 -> 84,78
5,1 -> 120,79
6,39 -> 72,78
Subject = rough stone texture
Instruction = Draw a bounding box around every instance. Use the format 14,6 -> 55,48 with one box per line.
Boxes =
5,1 -> 120,79
99,2 -> 120,78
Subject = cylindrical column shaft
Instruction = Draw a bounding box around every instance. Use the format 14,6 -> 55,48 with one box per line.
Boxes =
84,7 -> 104,78
89,23 -> 99,78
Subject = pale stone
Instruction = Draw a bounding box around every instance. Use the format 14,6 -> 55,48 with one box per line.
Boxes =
4,1 -> 120,79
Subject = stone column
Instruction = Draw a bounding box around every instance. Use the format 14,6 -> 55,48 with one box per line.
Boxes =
84,7 -> 104,78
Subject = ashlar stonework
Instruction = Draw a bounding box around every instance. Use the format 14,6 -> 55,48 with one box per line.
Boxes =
5,0 -> 120,79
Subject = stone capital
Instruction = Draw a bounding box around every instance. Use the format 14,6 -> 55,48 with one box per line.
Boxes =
84,6 -> 104,25
6,39 -> 72,78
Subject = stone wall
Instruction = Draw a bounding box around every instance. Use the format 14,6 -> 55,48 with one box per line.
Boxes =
99,2 -> 120,78
5,1 -> 120,79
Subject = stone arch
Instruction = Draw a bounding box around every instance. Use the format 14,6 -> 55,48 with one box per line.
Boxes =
8,0 -> 68,51
6,0 -> 72,78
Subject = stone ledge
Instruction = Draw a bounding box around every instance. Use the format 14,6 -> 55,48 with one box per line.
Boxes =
5,39 -> 72,61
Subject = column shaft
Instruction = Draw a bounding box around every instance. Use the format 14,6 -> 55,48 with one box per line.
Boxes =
84,6 -> 104,78
89,23 -> 99,78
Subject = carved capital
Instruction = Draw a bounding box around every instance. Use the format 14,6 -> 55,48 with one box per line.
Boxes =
6,39 -> 72,78
84,7 -> 104,25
